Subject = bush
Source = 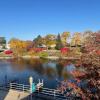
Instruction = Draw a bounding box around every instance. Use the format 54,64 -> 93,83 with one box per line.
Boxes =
39,52 -> 48,58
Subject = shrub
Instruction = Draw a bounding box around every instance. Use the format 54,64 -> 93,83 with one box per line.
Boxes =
39,52 -> 48,58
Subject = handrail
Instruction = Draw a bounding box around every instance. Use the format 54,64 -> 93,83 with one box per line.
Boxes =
10,83 -> 30,92
1,82 -> 72,99
9,82 -> 61,94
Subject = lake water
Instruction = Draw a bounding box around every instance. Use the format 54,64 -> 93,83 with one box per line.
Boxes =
0,58 -> 83,89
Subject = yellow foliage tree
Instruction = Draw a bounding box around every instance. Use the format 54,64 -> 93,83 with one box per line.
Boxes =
71,32 -> 82,46
61,32 -> 70,46
9,38 -> 28,56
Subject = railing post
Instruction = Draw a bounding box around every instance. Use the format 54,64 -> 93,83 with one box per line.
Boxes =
23,84 -> 24,92
54,90 -> 56,99
29,76 -> 33,93
29,76 -> 33,100
10,83 -> 12,89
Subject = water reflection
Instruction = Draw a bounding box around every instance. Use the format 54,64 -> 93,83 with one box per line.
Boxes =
64,64 -> 76,72
0,58 -> 82,89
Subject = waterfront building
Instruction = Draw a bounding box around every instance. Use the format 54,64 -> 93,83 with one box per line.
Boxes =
0,37 -> 6,50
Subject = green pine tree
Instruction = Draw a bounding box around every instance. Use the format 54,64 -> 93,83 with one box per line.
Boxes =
55,34 -> 63,50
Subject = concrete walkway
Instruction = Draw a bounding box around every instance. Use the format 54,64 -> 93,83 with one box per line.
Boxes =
0,89 -> 30,100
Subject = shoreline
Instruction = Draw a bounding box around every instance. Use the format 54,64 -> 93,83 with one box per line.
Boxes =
0,56 -> 14,59
0,55 -> 80,60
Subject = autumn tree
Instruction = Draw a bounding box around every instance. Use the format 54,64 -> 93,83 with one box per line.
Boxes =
25,40 -> 34,51
81,31 -> 100,67
71,32 -> 82,46
82,31 -> 99,52
9,38 -> 28,56
45,34 -> 56,49
61,32 -> 70,46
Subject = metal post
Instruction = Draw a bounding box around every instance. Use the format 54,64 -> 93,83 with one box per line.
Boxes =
10,83 -> 12,89
54,90 -> 56,99
23,84 -> 24,92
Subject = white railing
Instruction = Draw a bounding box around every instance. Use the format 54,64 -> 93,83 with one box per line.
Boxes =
10,83 -> 30,92
9,83 -> 72,100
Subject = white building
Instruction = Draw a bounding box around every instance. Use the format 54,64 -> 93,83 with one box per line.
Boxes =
6,43 -> 10,49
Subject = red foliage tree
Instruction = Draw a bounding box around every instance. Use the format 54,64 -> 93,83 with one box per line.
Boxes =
4,50 -> 13,54
61,47 -> 69,54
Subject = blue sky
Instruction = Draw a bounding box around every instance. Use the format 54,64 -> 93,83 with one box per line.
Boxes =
0,0 -> 100,41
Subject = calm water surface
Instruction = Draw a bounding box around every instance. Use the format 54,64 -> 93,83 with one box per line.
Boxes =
0,58 -> 84,89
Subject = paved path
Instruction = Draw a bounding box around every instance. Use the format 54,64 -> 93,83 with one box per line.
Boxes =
0,90 -> 30,100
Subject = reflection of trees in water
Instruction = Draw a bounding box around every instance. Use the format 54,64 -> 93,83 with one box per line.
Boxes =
26,59 -> 45,75
57,59 -> 82,69
45,67 -> 56,79
10,58 -> 27,71
43,60 -> 57,79
10,58 -> 45,74
9,58 -> 55,76
62,71 -> 70,79
28,59 -> 57,78
40,58 -> 49,63
57,59 -> 74,67
8,58 -> 81,80
56,60 -> 76,79
56,62 -> 64,78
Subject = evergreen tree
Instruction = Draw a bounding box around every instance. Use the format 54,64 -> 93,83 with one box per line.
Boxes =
33,35 -> 43,47
55,34 -> 63,50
